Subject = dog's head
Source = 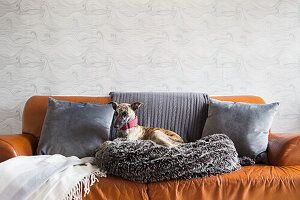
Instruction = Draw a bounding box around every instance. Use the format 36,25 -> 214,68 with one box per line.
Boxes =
109,101 -> 143,129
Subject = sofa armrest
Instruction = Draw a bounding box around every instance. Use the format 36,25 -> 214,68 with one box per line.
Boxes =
0,134 -> 38,163
268,133 -> 300,166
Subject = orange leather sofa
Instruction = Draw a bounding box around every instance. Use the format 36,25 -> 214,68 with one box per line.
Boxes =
0,95 -> 300,200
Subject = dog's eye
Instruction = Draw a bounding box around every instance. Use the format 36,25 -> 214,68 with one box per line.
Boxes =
114,112 -> 118,116
122,112 -> 127,117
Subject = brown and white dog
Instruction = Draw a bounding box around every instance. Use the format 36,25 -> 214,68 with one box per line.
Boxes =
109,101 -> 184,147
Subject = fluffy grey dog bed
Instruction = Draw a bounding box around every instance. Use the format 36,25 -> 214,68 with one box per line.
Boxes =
95,134 -> 254,183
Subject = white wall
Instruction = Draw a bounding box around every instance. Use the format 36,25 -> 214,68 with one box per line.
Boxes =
0,0 -> 299,134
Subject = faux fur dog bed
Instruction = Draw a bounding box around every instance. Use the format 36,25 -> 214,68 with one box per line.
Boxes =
95,134 -> 254,183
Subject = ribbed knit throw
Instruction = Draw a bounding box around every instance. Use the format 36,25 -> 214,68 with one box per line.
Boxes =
109,92 -> 209,142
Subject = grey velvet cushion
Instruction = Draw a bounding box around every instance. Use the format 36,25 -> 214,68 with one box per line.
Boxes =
37,97 -> 114,158
202,99 -> 279,160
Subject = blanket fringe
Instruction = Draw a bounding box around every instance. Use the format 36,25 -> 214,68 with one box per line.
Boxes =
64,169 -> 106,200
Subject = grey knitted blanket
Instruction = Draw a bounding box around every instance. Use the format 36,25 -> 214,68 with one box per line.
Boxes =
95,134 -> 254,183
109,92 -> 209,142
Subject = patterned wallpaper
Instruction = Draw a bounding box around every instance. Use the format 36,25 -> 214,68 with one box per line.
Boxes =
0,0 -> 299,135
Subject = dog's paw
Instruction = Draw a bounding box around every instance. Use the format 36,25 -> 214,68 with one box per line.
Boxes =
102,141 -> 112,146
95,141 -> 112,153
98,141 -> 112,149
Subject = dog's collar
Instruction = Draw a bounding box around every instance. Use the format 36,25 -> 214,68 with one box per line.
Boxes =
120,116 -> 138,130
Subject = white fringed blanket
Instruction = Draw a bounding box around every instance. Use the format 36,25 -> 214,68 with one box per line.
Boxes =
0,155 -> 106,200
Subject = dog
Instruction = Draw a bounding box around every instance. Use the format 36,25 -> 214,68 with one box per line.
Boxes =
109,101 -> 184,147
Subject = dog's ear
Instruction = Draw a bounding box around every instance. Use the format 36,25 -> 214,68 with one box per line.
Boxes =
131,102 -> 143,111
109,101 -> 118,110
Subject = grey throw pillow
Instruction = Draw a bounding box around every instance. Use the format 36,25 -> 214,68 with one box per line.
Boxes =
37,97 -> 114,158
202,99 -> 279,161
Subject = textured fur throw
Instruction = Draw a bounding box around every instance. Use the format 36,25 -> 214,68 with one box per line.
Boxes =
95,134 -> 254,183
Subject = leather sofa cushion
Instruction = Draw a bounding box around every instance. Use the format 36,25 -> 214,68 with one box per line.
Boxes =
147,165 -> 300,200
268,133 -> 300,166
83,175 -> 149,200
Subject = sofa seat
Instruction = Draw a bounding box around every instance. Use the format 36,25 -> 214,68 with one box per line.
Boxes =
147,164 -> 300,200
84,175 -> 148,200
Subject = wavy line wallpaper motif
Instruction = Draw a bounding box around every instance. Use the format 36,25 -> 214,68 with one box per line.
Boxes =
0,0 -> 299,134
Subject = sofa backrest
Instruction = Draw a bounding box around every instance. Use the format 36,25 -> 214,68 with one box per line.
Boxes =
22,95 -> 266,139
